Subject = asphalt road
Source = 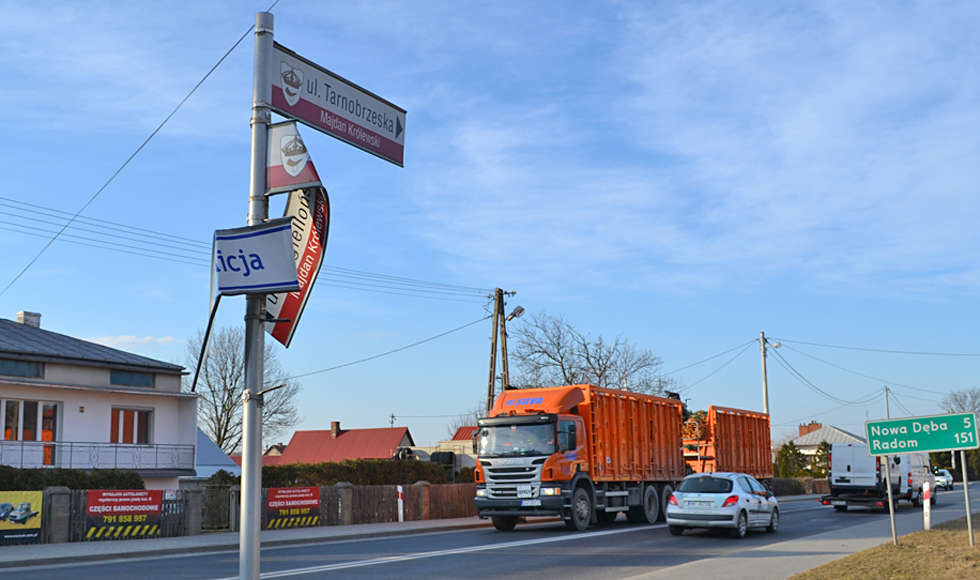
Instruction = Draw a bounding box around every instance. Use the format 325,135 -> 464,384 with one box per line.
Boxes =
7,491 -> 976,580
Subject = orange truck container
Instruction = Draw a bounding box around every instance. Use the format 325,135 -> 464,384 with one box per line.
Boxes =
473,384 -> 685,531
683,405 -> 773,482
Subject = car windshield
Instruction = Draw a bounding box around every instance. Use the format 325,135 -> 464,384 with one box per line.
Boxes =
678,476 -> 734,493
477,423 -> 556,457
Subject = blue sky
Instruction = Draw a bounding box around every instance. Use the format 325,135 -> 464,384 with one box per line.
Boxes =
2,1 -> 980,446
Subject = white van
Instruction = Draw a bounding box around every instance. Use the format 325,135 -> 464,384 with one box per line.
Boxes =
822,443 -> 936,510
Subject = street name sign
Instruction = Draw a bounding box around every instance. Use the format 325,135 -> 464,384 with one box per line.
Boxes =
865,412 -> 978,456
213,218 -> 301,296
271,42 -> 406,166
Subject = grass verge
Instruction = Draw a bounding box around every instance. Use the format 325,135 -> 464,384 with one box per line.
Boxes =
789,512 -> 980,580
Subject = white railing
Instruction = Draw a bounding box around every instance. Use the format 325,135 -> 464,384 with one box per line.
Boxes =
0,441 -> 195,471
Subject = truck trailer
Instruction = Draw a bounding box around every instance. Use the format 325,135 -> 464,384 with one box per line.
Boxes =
474,384 -> 686,531
683,405 -> 773,485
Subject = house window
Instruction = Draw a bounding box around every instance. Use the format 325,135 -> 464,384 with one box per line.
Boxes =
0,358 -> 43,378
110,409 -> 151,444
1,399 -> 57,441
110,370 -> 154,387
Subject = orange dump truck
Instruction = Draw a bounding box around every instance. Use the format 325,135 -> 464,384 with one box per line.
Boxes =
682,405 -> 773,484
474,384 -> 686,531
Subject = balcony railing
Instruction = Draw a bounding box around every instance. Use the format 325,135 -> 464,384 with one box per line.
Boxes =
0,441 -> 195,472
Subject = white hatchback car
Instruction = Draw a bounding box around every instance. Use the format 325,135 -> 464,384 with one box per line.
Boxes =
666,472 -> 778,539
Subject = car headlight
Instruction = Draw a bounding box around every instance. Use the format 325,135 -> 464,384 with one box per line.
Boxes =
540,487 -> 561,496
476,488 -> 487,497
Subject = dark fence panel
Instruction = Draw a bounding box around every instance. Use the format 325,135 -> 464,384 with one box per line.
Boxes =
203,485 -> 232,531
429,484 -> 477,519
319,486 -> 341,526
402,485 -> 420,521
351,485 -> 398,524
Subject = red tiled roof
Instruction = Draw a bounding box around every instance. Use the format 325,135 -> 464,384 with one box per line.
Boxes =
276,427 -> 414,465
229,455 -> 281,467
451,426 -> 478,441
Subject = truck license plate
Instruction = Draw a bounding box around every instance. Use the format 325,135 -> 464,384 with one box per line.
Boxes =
831,500 -> 846,506
521,499 -> 542,506
517,486 -> 533,498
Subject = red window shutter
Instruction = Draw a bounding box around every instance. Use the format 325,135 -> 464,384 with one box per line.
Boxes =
110,409 -> 120,443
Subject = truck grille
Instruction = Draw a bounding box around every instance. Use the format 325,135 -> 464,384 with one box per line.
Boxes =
482,459 -> 544,499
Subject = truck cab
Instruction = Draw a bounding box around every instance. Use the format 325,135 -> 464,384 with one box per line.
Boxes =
474,413 -> 587,530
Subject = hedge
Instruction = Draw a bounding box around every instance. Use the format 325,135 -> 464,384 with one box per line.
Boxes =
262,459 -> 447,487
0,465 -> 146,491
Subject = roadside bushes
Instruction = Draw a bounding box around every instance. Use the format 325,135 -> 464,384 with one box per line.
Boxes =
0,465 -> 145,491
262,459 -> 446,487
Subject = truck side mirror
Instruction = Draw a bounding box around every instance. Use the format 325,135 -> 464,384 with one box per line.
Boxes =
893,457 -> 901,465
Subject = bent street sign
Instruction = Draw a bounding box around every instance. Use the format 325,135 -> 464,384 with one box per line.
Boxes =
865,412 -> 978,456
214,217 -> 301,296
271,42 -> 406,166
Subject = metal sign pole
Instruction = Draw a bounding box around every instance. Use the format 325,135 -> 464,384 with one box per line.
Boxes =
240,11 -> 273,580
883,386 -> 897,545
962,449 -> 974,547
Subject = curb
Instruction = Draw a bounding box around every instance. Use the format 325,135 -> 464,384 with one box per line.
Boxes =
0,520 -> 495,569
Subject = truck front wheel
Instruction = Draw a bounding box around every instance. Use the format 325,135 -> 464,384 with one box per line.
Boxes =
491,516 -> 518,531
568,487 -> 592,531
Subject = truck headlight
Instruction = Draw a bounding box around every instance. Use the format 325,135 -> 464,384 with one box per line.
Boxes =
540,487 -> 561,496
476,488 -> 487,497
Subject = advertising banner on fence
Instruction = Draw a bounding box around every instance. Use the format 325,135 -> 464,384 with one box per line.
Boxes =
264,187 -> 329,348
266,487 -> 319,529
86,489 -> 162,539
0,491 -> 43,545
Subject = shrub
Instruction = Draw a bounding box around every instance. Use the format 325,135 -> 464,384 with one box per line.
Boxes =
0,465 -> 145,490
456,467 -> 475,483
262,459 -> 446,488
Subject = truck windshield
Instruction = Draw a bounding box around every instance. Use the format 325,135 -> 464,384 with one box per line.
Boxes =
477,423 -> 556,457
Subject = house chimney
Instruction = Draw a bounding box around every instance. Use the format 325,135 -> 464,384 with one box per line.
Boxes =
17,311 -> 41,329
331,421 -> 341,438
799,421 -> 822,437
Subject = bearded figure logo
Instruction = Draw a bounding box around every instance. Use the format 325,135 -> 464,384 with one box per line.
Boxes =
281,135 -> 309,177
280,62 -> 303,107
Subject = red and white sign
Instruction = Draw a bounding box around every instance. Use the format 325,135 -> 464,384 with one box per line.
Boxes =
271,42 -> 406,167
267,122 -> 322,195
265,187 -> 329,348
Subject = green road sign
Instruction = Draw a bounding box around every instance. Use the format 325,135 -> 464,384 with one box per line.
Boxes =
865,412 -> 978,456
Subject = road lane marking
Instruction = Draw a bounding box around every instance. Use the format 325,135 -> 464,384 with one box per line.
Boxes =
210,524 -> 666,579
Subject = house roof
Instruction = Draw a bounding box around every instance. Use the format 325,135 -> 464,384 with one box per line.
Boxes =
792,425 -> 865,447
276,427 -> 414,464
196,428 -> 241,478
229,455 -> 281,467
0,318 -> 183,373
451,426 -> 478,441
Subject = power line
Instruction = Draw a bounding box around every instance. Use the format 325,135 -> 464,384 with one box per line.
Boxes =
771,337 -> 980,357
768,348 -> 877,406
678,340 -> 756,393
663,339 -> 757,376
282,316 -> 490,381
779,344 -> 951,397
0,1 -> 280,298
773,390 -> 885,427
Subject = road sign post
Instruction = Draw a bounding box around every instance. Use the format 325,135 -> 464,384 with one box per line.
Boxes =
866,412 -> 978,546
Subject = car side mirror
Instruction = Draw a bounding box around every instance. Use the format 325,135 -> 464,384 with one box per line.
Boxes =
765,491 -> 773,499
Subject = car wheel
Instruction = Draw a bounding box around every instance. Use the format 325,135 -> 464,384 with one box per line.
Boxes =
766,509 -> 779,533
669,525 -> 684,536
627,485 -> 659,524
834,505 -> 847,512
911,492 -> 921,507
491,516 -> 518,531
570,487 -> 592,532
931,493 -> 937,506
730,511 -> 747,539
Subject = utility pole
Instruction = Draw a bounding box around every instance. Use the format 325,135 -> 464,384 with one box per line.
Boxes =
485,288 -> 521,414
760,332 -> 769,415
883,385 -> 898,546
240,12 -> 273,580
486,288 -> 502,415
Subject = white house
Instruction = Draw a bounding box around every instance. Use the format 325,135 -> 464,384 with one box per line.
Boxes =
0,312 -> 197,489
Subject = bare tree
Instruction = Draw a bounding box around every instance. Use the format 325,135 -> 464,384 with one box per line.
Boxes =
941,387 -> 980,416
509,312 -> 678,395
444,400 -> 486,439
183,326 -> 301,454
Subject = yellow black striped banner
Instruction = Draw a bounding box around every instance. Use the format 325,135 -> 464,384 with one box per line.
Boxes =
86,524 -> 160,540
267,515 -> 319,529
